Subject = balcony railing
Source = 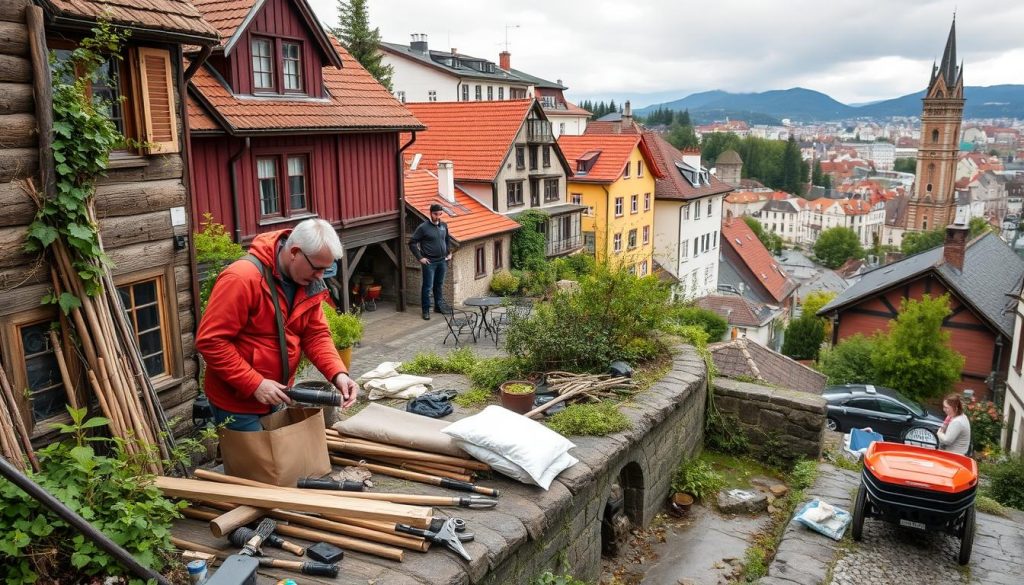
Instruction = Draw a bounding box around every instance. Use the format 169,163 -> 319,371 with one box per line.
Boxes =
526,119 -> 552,143
546,234 -> 582,256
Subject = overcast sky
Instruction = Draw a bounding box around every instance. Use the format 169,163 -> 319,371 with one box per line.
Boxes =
307,0 -> 1024,107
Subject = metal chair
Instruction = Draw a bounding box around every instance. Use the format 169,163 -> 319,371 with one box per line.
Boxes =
491,298 -> 533,346
440,306 -> 478,346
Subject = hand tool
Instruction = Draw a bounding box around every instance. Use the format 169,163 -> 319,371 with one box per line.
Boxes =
239,518 -> 276,557
427,517 -> 473,541
395,518 -> 472,561
172,534 -> 338,578
331,455 -> 500,497
285,384 -> 342,406
297,477 -> 366,491
229,526 -> 305,556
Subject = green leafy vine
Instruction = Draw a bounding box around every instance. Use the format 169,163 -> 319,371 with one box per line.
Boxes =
25,21 -> 130,302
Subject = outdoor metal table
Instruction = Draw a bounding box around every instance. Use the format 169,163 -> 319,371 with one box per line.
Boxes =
463,296 -> 503,340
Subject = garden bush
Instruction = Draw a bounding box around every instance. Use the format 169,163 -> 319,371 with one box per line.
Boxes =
816,333 -> 876,384
504,265 -> 671,371
0,408 -> 191,583
671,458 -> 725,501
664,304 -> 729,341
965,400 -> 1003,452
489,270 -> 521,296
987,455 -> 1024,510
194,212 -> 245,313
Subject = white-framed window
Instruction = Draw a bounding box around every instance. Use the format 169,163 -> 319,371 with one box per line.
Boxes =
631,195 -> 638,214
257,157 -> 279,215
683,205 -> 690,220
570,193 -> 582,205
487,86 -> 494,100
707,199 -> 713,216
639,260 -> 648,276
428,90 -> 437,102
613,233 -> 622,252
461,85 -> 469,101
498,87 -> 504,100
627,229 -> 637,249
637,160 -> 644,177
644,193 -> 651,211
396,90 -> 406,103
282,42 -> 302,91
642,225 -> 650,245
694,203 -> 701,220
475,85 -> 482,100
251,38 -> 274,90
614,197 -> 624,217
682,239 -> 689,258
287,156 -> 307,212
559,122 -> 566,135
623,162 -> 630,178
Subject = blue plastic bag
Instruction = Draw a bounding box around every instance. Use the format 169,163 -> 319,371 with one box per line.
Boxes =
849,427 -> 883,452
793,498 -> 851,541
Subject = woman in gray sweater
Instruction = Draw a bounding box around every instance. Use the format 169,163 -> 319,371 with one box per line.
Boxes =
937,394 -> 972,456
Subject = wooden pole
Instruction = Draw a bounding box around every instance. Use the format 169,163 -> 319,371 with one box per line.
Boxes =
48,330 -> 78,410
331,456 -> 500,497
324,438 -> 490,471
208,505 -> 266,538
271,510 -> 428,552
0,366 -> 38,471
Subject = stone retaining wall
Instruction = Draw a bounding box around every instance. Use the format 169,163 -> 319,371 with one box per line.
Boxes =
712,378 -> 827,462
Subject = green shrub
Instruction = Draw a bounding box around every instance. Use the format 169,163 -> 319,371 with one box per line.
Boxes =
561,253 -> 596,278
511,210 -> 549,269
489,270 -> 521,296
816,333 -> 876,384
194,212 -> 245,313
664,323 -> 710,349
0,408 -> 184,583
505,265 -> 671,371
671,458 -> 726,501
533,572 -> 588,585
399,349 -> 478,375
323,303 -> 364,348
964,400 -> 1002,452
620,337 -> 663,363
987,455 -> 1024,510
453,387 -> 493,408
664,304 -> 729,342
706,410 -> 749,454
467,357 -> 526,390
545,401 -> 631,436
789,459 -> 818,491
781,315 -> 825,360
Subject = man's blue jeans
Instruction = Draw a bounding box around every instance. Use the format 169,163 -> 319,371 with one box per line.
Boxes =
421,259 -> 447,313
211,402 -> 283,431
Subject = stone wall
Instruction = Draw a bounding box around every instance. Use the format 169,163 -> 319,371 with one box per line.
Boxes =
712,378 -> 827,461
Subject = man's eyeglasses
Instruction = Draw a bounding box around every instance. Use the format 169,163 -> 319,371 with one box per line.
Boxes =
301,251 -> 333,272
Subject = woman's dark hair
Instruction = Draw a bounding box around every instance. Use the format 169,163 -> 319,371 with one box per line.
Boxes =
943,393 -> 964,416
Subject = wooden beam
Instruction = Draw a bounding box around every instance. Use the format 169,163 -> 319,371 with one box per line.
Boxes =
24,6 -> 52,199
155,476 -> 431,528
208,505 -> 265,538
377,240 -> 397,267
346,245 -> 367,280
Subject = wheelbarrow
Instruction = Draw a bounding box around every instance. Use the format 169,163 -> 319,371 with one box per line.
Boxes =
852,441 -> 977,565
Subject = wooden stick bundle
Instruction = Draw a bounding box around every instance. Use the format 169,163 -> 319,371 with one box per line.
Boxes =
324,435 -> 490,471
0,367 -> 38,472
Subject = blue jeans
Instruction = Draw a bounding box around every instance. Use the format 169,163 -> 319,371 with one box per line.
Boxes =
211,402 -> 283,432
421,259 -> 447,312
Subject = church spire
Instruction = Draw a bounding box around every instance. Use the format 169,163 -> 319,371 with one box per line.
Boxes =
937,18 -> 959,86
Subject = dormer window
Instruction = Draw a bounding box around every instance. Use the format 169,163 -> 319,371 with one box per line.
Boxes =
251,37 -> 305,94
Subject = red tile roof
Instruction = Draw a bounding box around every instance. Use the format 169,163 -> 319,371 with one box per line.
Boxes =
721,217 -> 796,304
583,120 -> 642,135
186,93 -> 220,131
190,0 -> 251,42
187,36 -> 423,133
44,0 -> 219,41
642,130 -> 733,201
557,134 -> 664,183
402,100 -> 536,182
404,168 -> 520,243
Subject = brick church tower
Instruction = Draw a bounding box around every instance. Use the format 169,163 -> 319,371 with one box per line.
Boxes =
904,19 -> 964,232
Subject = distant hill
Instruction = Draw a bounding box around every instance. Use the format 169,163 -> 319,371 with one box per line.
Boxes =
635,85 -> 1024,122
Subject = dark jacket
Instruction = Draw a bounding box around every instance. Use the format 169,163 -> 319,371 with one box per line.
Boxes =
409,219 -> 454,261
196,230 -> 346,414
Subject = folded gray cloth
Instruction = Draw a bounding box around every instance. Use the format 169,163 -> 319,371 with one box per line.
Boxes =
406,393 -> 453,418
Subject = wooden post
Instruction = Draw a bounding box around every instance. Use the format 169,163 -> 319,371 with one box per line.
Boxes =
24,6 -> 54,200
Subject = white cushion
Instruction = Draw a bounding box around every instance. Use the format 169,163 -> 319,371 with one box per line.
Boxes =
442,405 -> 577,489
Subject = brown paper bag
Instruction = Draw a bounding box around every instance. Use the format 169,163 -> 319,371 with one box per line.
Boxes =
219,407 -> 330,486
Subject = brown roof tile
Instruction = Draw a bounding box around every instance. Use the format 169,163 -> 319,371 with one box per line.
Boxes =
557,134 -> 664,183
44,0 -> 219,41
721,217 -> 796,304
642,130 -> 733,201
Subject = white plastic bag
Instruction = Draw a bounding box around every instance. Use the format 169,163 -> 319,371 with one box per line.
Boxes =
793,498 -> 851,541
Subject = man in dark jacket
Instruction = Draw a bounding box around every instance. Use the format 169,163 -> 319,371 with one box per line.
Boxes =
409,203 -> 454,320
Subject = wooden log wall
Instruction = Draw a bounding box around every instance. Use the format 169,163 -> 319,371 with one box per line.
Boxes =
0,2 -> 201,443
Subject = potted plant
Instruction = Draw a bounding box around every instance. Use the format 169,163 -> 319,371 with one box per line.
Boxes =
499,380 -> 536,415
323,302 -> 364,368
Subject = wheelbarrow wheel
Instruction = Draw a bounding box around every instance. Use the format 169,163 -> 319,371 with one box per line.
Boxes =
958,504 -> 975,565
852,483 -> 867,541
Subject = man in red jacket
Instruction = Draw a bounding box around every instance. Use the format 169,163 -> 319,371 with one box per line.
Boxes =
196,219 -> 359,431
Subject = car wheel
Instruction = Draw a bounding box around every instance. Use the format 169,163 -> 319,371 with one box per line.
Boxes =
826,417 -> 840,432
904,427 -> 938,448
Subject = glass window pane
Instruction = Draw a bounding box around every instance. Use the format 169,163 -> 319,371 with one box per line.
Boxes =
252,39 -> 274,89
132,281 -> 157,306
288,156 -> 307,210
258,158 -> 279,215
135,305 -> 160,331
21,322 -> 66,421
143,354 -> 165,378
139,330 -> 163,356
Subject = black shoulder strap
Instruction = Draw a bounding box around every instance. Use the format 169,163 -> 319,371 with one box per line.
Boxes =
242,254 -> 289,383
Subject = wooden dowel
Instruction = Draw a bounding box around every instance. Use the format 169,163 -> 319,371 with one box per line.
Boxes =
331,456 -> 499,497
324,438 -> 490,471
0,366 -> 38,471
48,330 -> 78,410
369,457 -> 474,482
273,523 -> 405,562
171,536 -> 228,557
209,505 -> 266,538
271,510 -> 428,552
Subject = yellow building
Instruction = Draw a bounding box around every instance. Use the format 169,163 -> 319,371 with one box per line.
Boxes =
557,134 -> 662,275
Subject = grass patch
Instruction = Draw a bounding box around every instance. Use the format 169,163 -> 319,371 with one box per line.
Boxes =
671,458 -> 725,502
453,387 -> 493,408
976,494 -> 1011,517
545,401 -> 631,436
700,450 -> 784,489
823,448 -> 863,472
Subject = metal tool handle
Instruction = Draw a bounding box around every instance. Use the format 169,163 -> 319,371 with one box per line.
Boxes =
459,496 -> 498,508
300,561 -> 340,577
285,387 -> 342,406
439,477 -> 499,497
394,523 -> 432,539
297,477 -> 365,491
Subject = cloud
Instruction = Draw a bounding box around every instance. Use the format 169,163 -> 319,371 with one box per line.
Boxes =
307,0 -> 1024,103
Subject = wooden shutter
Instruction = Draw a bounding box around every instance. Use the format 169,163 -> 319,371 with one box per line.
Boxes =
137,47 -> 179,154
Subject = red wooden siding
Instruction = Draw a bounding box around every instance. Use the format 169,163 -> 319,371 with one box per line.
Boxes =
228,0 -> 324,96
190,133 -> 400,240
833,273 -> 1004,400
338,133 -> 399,221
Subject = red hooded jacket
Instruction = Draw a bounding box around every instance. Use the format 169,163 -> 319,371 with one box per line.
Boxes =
196,230 -> 346,414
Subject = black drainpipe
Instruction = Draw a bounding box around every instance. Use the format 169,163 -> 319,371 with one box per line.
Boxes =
228,137 -> 251,243
396,131 -> 417,311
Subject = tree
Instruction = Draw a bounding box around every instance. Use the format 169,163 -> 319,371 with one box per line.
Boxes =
901,218 -> 995,256
871,295 -> 965,401
893,157 -> 916,173
510,210 -> 549,269
334,0 -> 393,90
665,122 -> 699,150
817,333 -> 877,384
782,314 -> 825,360
811,160 -> 824,187
742,216 -> 782,254
813,227 -> 864,269
780,136 -> 803,195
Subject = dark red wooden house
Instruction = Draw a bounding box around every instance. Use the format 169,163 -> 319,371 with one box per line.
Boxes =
818,227 -> 1024,401
186,0 -> 423,310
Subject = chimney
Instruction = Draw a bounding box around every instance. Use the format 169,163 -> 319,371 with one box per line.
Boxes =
943,205 -> 970,270
499,50 -> 511,71
451,47 -> 458,56
410,34 -> 428,53
623,100 -> 632,122
681,146 -> 702,171
437,160 -> 455,203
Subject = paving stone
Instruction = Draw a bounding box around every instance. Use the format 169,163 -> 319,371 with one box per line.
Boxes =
717,488 -> 768,514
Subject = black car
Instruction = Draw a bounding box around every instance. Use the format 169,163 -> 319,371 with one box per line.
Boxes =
822,384 -> 944,447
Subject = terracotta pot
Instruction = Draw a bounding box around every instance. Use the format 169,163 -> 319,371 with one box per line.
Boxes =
499,380 -> 537,415
668,492 -> 694,517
